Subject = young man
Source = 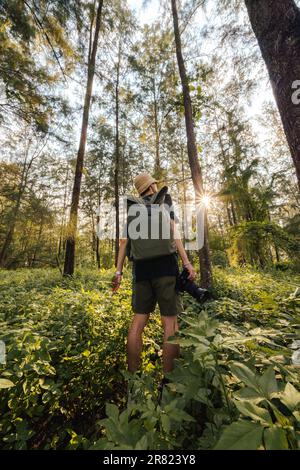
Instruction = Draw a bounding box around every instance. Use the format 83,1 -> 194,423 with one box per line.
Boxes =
112,172 -> 196,376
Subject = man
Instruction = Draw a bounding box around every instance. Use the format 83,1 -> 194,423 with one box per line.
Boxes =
112,172 -> 196,378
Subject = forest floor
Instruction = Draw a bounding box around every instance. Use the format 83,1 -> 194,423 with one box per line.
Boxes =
0,266 -> 299,450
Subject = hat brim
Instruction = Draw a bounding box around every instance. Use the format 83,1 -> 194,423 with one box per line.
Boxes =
138,178 -> 158,195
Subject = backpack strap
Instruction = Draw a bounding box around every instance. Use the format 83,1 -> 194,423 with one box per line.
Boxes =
126,186 -> 169,207
126,195 -> 144,206
148,186 -> 168,205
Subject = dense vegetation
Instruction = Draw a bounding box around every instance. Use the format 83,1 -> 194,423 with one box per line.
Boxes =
1,0 -> 300,452
1,267 -> 299,450
0,0 -> 299,279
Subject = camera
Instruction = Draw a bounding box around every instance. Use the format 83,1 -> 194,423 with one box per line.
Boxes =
176,268 -> 211,303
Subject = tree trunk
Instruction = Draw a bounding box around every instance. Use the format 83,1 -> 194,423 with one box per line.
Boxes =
63,0 -> 103,276
245,0 -> 300,191
96,170 -> 102,269
58,166 -> 69,259
181,147 -> 188,244
114,41 -> 121,267
153,80 -> 161,179
231,199 -> 237,225
274,242 -> 280,263
171,0 -> 212,288
31,216 -> 44,267
227,204 -> 233,227
96,225 -> 101,268
0,151 -> 32,266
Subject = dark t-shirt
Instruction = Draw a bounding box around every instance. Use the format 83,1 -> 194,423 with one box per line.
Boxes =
131,193 -> 179,282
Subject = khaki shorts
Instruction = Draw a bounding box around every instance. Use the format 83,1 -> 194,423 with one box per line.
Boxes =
132,276 -> 182,316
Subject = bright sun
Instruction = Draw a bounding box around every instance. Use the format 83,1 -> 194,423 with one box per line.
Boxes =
201,195 -> 211,207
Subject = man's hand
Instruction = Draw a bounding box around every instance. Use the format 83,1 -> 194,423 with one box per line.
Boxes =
185,263 -> 196,281
112,273 -> 122,292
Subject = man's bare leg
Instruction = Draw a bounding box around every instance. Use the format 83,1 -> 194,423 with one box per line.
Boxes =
161,315 -> 180,373
127,313 -> 150,373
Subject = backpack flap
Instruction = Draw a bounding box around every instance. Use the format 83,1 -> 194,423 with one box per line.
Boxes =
126,186 -> 176,261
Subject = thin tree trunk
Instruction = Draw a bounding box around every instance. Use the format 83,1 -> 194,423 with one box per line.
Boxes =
274,242 -> 280,263
245,0 -> 300,191
31,217 -> 44,267
63,0 -> 103,276
227,204 -> 233,226
0,148 -> 33,266
114,41 -> 121,267
171,0 -> 212,288
181,147 -> 188,244
58,166 -> 69,259
231,199 -> 237,225
153,80 -> 161,178
96,169 -> 102,269
96,225 -> 101,268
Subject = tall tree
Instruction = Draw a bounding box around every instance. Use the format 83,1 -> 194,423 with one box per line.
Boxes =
128,24 -> 177,180
0,128 -> 48,266
171,0 -> 212,288
0,0 -> 77,131
64,0 -> 104,276
114,40 -> 121,266
244,0 -> 300,191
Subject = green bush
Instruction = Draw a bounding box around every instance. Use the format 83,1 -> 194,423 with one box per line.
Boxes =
0,268 -> 161,449
1,267 -> 300,450
211,250 -> 229,268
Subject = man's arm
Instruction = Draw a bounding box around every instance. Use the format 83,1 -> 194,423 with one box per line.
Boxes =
112,238 -> 128,292
171,219 -> 196,280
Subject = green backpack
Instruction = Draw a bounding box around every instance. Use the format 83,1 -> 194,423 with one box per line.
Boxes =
125,186 -> 176,261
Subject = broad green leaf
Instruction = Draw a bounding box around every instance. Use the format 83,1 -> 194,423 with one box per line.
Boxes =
235,400 -> 272,426
161,414 -> 171,433
135,434 -> 148,450
185,333 -> 210,345
215,420 -> 264,450
0,378 -> 14,389
106,403 -> 119,422
194,344 -> 209,356
258,366 -> 278,396
230,363 -> 259,391
280,383 -> 300,411
234,387 -> 263,404
169,408 -> 195,423
264,427 -> 289,450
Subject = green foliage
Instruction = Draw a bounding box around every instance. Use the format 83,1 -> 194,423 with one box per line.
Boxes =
1,266 -> 299,449
0,268 -> 162,449
228,221 -> 300,268
0,0 -> 77,130
94,267 -> 300,450
211,250 -> 229,268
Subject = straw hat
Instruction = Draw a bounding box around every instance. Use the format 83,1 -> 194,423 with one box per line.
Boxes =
134,172 -> 157,195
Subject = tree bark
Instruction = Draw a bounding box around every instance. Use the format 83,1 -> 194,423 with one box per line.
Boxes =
171,0 -> 212,288
0,147 -> 33,266
231,199 -> 237,225
114,41 -> 121,267
153,79 -> 161,178
245,0 -> 300,191
63,0 -> 103,276
227,204 -> 233,226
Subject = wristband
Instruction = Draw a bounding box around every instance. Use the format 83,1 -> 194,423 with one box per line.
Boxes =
115,271 -> 123,275
183,262 -> 191,267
